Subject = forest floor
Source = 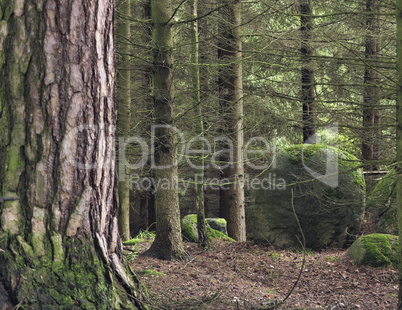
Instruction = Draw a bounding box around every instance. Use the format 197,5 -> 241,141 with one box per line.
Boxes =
128,236 -> 398,309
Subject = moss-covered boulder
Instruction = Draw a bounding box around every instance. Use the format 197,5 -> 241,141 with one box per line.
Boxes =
206,218 -> 228,235
366,169 -> 397,235
348,234 -> 399,268
181,214 -> 199,242
181,214 -> 234,243
247,144 -> 365,250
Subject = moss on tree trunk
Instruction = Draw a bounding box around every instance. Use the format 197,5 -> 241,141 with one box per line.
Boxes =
397,0 -> 402,307
0,1 -> 146,308
0,233 -> 145,309
395,0 -> 402,306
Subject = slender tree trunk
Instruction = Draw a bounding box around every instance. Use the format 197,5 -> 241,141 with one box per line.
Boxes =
139,191 -> 150,231
117,0 -> 132,241
142,0 -> 157,232
301,0 -> 315,143
217,0 -> 246,242
362,0 -> 381,171
396,1 -> 402,308
191,0 -> 208,248
128,0 -> 155,235
0,1 -> 145,308
145,0 -> 187,260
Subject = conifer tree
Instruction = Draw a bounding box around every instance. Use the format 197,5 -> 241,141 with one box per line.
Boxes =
217,0 -> 246,242
145,0 -> 187,259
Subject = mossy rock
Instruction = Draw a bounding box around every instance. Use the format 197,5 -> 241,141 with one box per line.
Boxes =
247,144 -> 365,250
348,234 -> 399,269
206,218 -> 228,235
366,169 -> 397,235
181,214 -> 199,242
181,214 -> 234,243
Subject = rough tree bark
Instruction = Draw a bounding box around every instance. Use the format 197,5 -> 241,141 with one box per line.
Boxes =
0,1 -> 145,308
191,0 -> 208,248
144,0 -> 187,260
138,0 -> 156,234
127,0 -> 156,236
301,0 -> 315,143
362,0 -> 381,171
217,0 -> 246,242
117,0 -> 132,241
397,1 -> 402,308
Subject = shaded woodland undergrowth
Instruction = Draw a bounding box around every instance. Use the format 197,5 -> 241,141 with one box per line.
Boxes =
125,218 -> 398,309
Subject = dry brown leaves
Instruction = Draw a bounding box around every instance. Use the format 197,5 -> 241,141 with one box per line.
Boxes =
129,239 -> 398,309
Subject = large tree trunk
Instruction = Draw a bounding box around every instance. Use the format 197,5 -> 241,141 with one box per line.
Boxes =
145,0 -> 187,260
397,1 -> 402,308
362,0 -> 381,171
301,0 -> 315,143
117,0 -> 132,241
0,1 -> 145,308
217,0 -> 246,242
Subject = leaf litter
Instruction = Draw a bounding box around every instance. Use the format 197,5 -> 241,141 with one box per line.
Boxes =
128,239 -> 397,309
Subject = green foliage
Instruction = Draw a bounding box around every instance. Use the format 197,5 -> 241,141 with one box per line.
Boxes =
123,229 -> 156,263
269,252 -> 281,260
137,269 -> 167,277
325,256 -> 340,262
125,248 -> 139,262
123,229 -> 156,245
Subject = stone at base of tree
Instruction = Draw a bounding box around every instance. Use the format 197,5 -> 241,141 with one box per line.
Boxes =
181,214 -> 234,243
247,144 -> 365,250
347,234 -> 399,269
205,218 -> 228,235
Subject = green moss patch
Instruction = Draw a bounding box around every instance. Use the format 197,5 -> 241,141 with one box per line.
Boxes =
137,269 -> 166,277
0,233 -> 143,309
124,238 -> 144,246
284,144 -> 364,188
123,230 -> 156,246
181,214 -> 198,242
347,234 -> 399,269
181,214 -> 234,243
